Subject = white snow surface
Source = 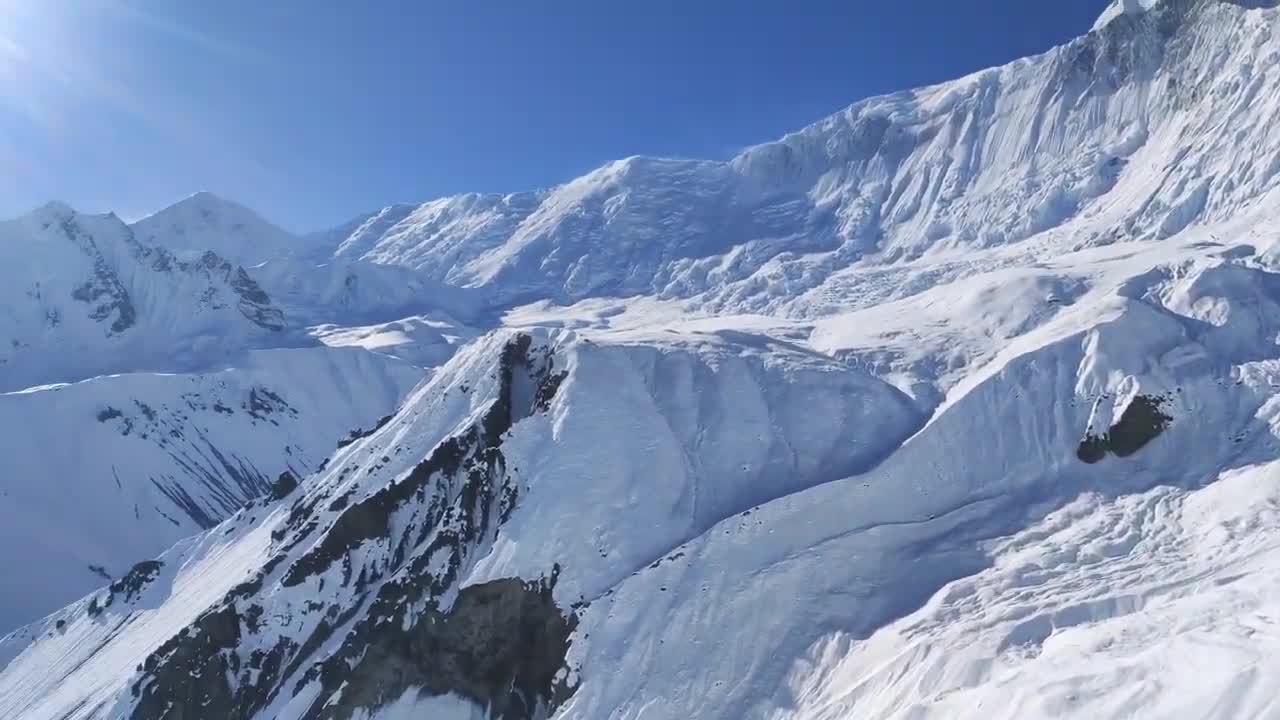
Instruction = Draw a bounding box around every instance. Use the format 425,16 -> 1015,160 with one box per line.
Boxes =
0,346 -> 423,634
131,192 -> 299,266
8,1 -> 1280,719
1094,0 -> 1167,30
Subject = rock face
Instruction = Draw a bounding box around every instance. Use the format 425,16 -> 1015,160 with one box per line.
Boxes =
87,561 -> 164,618
1077,394 -> 1175,463
306,576 -> 576,720
122,334 -> 578,720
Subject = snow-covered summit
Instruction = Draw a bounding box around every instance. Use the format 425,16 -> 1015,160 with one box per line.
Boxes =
292,0 -> 1280,316
132,191 -> 299,266
1092,0 -> 1166,30
0,203 -> 289,391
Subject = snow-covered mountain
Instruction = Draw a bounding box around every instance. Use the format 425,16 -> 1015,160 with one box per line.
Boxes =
131,192 -> 301,267
306,0 -> 1280,318
9,0 -> 1280,718
0,203 -> 287,392
0,347 -> 423,634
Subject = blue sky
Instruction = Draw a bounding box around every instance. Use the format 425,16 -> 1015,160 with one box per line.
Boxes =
0,1 -> 1112,231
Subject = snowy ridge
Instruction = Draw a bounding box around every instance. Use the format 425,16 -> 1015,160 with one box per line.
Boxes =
0,329 -> 923,719
1094,0 -> 1167,30
303,0 -> 1280,317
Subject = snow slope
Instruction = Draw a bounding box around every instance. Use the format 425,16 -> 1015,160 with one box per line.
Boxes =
6,233 -> 1280,717
769,465 -> 1280,720
0,329 -> 923,719
0,347 -> 423,634
249,256 -> 482,329
10,1 -> 1280,719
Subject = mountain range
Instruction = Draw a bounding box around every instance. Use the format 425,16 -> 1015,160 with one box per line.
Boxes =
5,1 -> 1280,718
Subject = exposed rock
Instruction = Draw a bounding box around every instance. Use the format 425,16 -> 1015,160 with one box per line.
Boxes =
245,387 -> 296,422
1077,394 -> 1174,464
127,334 -> 578,720
62,218 -> 138,334
270,471 -> 299,501
88,561 -> 164,617
335,413 -> 395,449
309,575 -> 577,720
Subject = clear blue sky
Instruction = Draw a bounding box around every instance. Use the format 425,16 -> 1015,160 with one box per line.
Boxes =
1,1 -> 1112,231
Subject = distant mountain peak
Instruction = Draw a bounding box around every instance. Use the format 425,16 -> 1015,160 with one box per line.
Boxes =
132,192 -> 297,266
163,190 -> 256,217
139,191 -> 276,228
32,200 -> 76,221
1093,0 -> 1164,30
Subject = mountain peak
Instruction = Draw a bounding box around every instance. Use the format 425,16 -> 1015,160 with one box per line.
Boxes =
1092,0 -> 1164,30
33,200 -> 76,221
146,191 -> 266,224
132,192 -> 297,266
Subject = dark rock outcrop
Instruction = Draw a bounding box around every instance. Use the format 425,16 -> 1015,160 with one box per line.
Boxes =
1077,394 -> 1174,464
335,413 -> 395,450
127,335 -> 578,720
308,575 -> 576,720
62,218 -> 138,335
270,471 -> 299,501
88,561 -> 164,617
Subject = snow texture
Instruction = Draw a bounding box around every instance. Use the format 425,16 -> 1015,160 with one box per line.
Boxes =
0,347 -> 423,633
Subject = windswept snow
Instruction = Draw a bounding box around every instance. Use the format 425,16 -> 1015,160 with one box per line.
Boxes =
291,0 -> 1280,319
771,464 -> 1280,720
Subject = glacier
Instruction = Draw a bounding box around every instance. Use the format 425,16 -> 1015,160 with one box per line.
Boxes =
5,0 -> 1280,718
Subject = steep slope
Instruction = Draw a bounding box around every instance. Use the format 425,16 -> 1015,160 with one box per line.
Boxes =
0,330 -> 922,719
0,347 -> 423,634
0,203 -> 285,392
316,0 -> 1280,318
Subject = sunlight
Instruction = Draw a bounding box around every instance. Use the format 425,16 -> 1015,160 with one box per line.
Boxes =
0,2 -> 45,124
